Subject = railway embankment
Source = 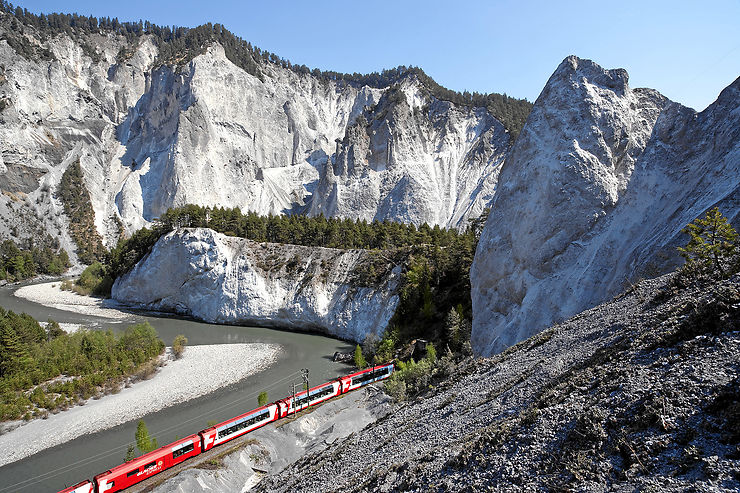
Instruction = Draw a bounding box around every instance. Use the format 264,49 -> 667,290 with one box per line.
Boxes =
131,385 -> 392,493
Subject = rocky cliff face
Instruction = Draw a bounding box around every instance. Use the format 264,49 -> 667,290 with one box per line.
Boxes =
0,13 -> 512,261
112,228 -> 402,342
471,56 -> 740,355
0,25 -> 156,259
309,79 -> 508,229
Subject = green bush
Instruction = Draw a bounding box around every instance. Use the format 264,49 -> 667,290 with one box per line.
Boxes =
60,262 -> 114,296
172,334 -> 187,359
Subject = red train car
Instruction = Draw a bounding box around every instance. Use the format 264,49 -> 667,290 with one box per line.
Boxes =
93,434 -> 201,492
340,363 -> 395,393
56,363 -> 394,493
200,402 -> 279,452
276,380 -> 341,418
57,481 -> 93,493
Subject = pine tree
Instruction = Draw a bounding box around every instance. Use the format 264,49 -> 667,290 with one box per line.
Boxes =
678,207 -> 738,277
135,419 -> 157,454
125,444 -> 136,462
353,344 -> 366,369
0,321 -> 26,377
258,391 -> 268,407
444,308 -> 461,350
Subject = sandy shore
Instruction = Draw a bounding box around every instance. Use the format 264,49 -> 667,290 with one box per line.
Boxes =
14,281 -> 131,319
0,343 -> 282,467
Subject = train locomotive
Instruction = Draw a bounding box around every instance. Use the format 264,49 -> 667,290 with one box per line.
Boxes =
57,363 -> 394,493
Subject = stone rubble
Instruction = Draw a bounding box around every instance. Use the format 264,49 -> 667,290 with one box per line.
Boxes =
254,273 -> 740,492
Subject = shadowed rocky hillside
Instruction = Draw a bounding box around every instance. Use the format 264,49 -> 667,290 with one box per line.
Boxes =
255,272 -> 739,491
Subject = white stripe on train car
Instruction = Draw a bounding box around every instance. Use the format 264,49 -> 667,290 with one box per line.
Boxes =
171,439 -> 193,452
213,404 -> 277,446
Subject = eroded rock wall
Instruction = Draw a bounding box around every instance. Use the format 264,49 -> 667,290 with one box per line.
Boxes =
112,228 -> 401,342
471,56 -> 740,355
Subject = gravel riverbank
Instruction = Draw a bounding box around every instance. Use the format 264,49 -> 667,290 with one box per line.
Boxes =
0,343 -> 282,467
14,281 -> 131,320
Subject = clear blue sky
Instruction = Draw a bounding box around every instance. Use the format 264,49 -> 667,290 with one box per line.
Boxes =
13,0 -> 740,111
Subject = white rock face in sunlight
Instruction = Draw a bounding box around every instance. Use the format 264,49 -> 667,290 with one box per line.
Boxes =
471,56 -> 740,355
112,228 -> 402,342
0,20 -> 511,263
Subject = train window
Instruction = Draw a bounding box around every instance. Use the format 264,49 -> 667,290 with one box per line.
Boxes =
309,386 -> 333,402
173,442 -> 194,459
218,411 -> 269,439
351,371 -> 377,386
144,461 -> 156,470
293,394 -> 310,407
127,469 -> 138,477
351,367 -> 391,386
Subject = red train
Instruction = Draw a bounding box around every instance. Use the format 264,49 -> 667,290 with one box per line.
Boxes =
57,363 -> 394,493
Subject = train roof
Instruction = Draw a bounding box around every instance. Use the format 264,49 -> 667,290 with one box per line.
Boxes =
274,378 -> 341,403
94,433 -> 200,478
200,402 -> 275,432
343,363 -> 394,380
56,480 -> 92,493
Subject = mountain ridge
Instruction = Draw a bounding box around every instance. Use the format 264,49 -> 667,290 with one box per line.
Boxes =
470,55 -> 740,355
0,3 -> 528,259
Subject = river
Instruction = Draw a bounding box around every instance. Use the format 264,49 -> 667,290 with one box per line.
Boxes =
0,280 -> 355,493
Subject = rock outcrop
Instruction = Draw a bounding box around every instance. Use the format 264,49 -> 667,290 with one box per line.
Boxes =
0,11 -> 514,261
112,228 -> 402,342
308,79 -> 508,229
471,56 -> 740,355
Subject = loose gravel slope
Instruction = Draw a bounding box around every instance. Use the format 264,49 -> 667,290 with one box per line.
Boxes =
259,273 -> 740,492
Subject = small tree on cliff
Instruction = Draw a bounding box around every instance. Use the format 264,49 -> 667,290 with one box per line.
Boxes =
678,207 -> 738,277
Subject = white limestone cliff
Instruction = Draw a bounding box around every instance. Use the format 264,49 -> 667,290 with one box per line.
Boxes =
308,77 -> 508,229
470,56 -> 740,355
112,228 -> 402,342
0,16 -> 511,261
0,26 -> 157,258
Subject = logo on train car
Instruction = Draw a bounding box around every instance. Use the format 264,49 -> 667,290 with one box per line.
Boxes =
137,461 -> 162,477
